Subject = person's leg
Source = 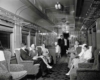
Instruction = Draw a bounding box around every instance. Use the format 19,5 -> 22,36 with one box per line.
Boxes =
66,64 -> 74,75
56,53 -> 58,64
66,58 -> 79,75
39,56 -> 52,69
33,58 -> 48,76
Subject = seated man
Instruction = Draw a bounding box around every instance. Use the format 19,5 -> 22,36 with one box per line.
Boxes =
20,43 -> 52,76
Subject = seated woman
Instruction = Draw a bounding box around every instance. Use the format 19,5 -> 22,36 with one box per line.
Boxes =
67,40 -> 81,68
37,44 -> 52,66
66,44 -> 92,75
30,44 -> 52,69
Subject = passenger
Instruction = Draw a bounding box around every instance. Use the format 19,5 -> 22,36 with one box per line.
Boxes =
20,43 -> 51,76
30,44 -> 52,69
66,44 -> 92,75
37,44 -> 52,65
55,42 -> 61,63
20,43 -> 33,60
29,44 -> 38,60
67,40 -> 81,68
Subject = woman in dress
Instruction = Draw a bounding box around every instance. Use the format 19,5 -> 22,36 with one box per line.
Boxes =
30,44 -> 52,69
66,44 -> 92,75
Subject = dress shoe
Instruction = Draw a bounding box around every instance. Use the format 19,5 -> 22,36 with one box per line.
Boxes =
65,72 -> 70,76
47,65 -> 52,69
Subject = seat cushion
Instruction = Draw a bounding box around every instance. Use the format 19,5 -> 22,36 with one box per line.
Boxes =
10,70 -> 27,80
0,67 -> 12,80
0,62 -> 8,71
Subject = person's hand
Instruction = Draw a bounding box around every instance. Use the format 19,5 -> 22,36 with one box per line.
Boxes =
75,56 -> 79,58
99,51 -> 100,55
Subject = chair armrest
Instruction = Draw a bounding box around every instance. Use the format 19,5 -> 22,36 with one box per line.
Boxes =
77,68 -> 100,80
20,61 -> 40,75
21,60 -> 34,63
10,64 -> 24,72
0,70 -> 12,80
78,63 -> 93,68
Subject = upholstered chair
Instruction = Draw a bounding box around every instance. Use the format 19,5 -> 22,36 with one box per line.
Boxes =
0,49 -> 27,80
15,49 -> 40,76
77,49 -> 100,80
70,49 -> 100,80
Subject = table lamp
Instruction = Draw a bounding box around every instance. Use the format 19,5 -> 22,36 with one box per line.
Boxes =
0,51 -> 5,61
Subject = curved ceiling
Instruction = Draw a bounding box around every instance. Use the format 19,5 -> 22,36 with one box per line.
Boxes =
0,0 -> 54,31
0,0 -> 76,32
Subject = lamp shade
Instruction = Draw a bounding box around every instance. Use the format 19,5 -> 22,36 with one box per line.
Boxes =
55,2 -> 61,9
58,4 -> 61,9
55,4 -> 58,9
0,51 -> 5,61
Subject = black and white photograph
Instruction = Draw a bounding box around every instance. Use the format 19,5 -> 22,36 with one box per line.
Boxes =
0,0 -> 100,80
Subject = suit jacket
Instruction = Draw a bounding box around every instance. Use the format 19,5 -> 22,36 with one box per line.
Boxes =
20,49 -> 33,60
58,38 -> 65,48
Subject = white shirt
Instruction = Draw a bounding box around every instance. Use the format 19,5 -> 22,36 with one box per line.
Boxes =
64,39 -> 67,46
55,45 -> 61,54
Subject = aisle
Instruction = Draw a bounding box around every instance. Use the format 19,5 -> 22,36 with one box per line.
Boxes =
42,55 -> 70,80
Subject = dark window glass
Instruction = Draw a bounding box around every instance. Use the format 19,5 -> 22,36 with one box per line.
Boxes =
0,31 -> 10,49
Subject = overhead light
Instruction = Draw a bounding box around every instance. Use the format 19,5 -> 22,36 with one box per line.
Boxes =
55,2 -> 62,9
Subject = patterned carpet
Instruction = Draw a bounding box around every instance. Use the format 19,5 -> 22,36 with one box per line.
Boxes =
42,55 -> 70,80
43,63 -> 69,80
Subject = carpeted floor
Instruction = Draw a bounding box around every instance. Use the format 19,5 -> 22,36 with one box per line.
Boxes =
42,55 -> 70,80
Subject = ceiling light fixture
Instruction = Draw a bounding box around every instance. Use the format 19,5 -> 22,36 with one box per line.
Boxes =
55,2 -> 62,9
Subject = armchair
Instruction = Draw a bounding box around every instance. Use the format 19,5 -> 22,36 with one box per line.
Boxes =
15,49 -> 40,75
0,49 -> 27,80
77,49 -> 100,80
70,49 -> 100,80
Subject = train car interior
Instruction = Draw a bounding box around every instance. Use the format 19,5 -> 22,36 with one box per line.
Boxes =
0,0 -> 100,80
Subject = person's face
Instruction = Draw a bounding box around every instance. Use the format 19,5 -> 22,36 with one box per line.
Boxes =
83,46 -> 87,51
42,44 -> 45,48
55,42 -> 57,46
75,41 -> 79,45
61,35 -> 63,39
22,46 -> 26,49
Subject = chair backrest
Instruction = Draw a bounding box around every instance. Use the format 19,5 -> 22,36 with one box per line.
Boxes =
3,49 -> 12,72
92,47 -> 96,58
15,50 -> 21,64
92,49 -> 100,70
76,47 -> 81,54
37,47 -> 42,56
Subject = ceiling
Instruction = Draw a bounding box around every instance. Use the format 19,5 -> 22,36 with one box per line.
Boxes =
75,0 -> 100,30
1,0 -> 99,33
28,0 -> 76,32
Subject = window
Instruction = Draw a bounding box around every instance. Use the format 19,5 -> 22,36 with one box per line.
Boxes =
0,31 -> 10,49
22,34 -> 27,45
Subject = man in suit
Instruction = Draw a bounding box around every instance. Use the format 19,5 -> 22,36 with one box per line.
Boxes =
20,43 -> 52,76
58,35 -> 65,56
20,43 -> 33,60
